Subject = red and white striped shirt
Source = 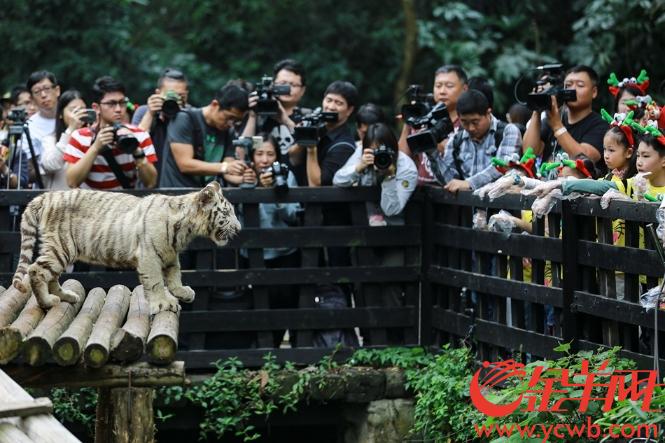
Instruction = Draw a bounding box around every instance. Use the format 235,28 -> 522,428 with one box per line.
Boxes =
64,125 -> 157,190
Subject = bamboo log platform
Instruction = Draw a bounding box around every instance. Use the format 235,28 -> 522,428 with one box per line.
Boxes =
110,286 -> 150,363
22,280 -> 86,367
0,283 -> 183,368
83,285 -> 131,368
0,285 -> 32,328
53,288 -> 106,366
146,298 -> 179,366
0,298 -> 45,364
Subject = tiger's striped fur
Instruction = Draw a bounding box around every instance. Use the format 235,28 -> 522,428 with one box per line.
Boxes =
12,181 -> 240,314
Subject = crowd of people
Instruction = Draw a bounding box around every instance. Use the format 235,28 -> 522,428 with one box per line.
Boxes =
2,60 -> 664,346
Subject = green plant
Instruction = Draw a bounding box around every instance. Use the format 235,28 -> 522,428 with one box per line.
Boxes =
49,387 -> 98,436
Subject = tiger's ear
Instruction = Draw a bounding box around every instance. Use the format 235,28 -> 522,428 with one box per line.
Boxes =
209,181 -> 221,192
198,186 -> 215,206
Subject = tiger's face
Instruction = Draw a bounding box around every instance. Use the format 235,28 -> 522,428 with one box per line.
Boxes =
197,181 -> 241,246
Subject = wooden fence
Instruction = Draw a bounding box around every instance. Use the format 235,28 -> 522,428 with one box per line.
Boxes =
0,187 -> 663,371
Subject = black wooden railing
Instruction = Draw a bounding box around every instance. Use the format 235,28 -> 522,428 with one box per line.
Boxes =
0,187 -> 663,371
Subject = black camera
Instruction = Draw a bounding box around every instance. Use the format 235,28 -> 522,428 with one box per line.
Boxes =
262,161 -> 290,194
254,76 -> 291,116
7,108 -> 28,124
401,84 -> 434,121
525,64 -> 577,112
293,107 -> 338,146
161,90 -> 181,119
111,123 -> 139,154
406,102 -> 454,154
373,144 -> 396,170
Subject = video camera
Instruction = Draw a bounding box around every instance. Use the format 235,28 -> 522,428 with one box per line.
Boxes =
254,76 -> 291,116
7,108 -> 28,124
373,145 -> 396,170
110,123 -> 139,154
262,161 -> 290,195
525,64 -> 577,112
161,90 -> 182,119
401,84 -> 434,121
7,108 -> 28,137
293,107 -> 338,146
406,102 -> 454,154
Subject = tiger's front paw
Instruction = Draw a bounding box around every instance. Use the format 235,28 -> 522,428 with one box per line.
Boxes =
149,293 -> 181,316
36,293 -> 60,310
170,285 -> 195,303
58,289 -> 80,304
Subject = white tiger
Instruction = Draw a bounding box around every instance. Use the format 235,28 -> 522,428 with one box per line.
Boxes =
12,181 -> 240,314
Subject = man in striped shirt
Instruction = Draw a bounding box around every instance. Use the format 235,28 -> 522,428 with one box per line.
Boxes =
64,76 -> 157,190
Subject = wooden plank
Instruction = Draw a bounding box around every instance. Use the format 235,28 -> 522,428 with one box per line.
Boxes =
432,223 -> 562,261
431,307 -> 561,360
0,224 -> 422,253
0,369 -> 80,443
0,186 -> 384,206
0,266 -> 421,289
5,361 -> 186,388
0,398 -> 53,419
180,307 -> 415,332
427,266 -> 563,307
577,240 -> 663,276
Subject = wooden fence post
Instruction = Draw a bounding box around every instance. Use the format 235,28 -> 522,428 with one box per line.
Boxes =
561,200 -> 579,348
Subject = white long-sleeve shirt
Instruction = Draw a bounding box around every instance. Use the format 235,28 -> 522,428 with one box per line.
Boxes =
333,147 -> 417,224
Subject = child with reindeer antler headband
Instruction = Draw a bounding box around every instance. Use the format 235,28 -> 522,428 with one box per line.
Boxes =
607,69 -> 650,114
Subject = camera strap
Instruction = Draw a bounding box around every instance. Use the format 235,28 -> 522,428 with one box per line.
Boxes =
100,149 -> 133,189
451,119 -> 507,180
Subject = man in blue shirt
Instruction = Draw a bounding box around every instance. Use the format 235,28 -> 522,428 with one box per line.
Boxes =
435,89 -> 522,192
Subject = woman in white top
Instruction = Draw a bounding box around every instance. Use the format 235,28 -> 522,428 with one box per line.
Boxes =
41,90 -> 92,190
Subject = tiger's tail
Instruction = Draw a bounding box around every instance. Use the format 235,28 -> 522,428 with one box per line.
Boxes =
12,199 -> 42,293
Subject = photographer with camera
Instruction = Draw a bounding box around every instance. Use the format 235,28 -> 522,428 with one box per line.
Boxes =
159,84 -> 249,188
64,76 -> 158,190
41,90 -> 92,190
398,65 -> 468,186
132,68 -> 189,181
0,89 -> 33,189
435,89 -> 522,192
240,60 -> 309,183
523,65 -> 608,171
334,122 -> 417,223
290,80 -> 357,187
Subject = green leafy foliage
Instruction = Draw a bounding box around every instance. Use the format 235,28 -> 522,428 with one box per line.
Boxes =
49,387 -> 98,436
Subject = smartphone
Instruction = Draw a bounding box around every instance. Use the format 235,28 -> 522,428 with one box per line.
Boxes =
81,109 -> 97,124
